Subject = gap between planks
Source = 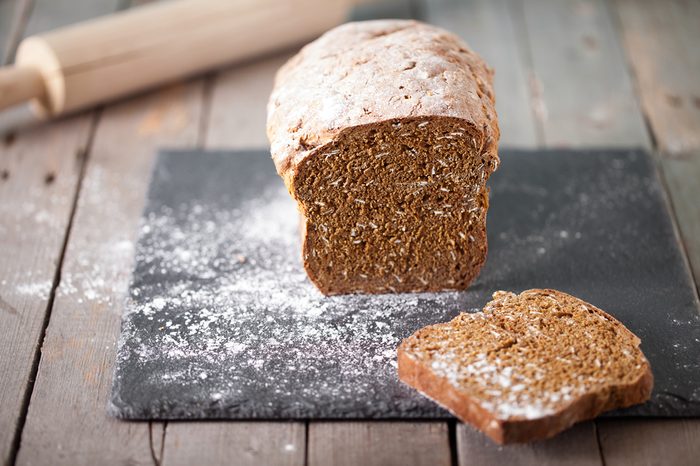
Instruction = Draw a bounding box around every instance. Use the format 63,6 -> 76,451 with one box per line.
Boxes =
457,422 -> 603,466
307,422 -> 451,466
0,0 -> 33,65
6,113 -> 100,466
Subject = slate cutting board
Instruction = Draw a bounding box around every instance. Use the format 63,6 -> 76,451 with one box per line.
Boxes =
110,149 -> 700,420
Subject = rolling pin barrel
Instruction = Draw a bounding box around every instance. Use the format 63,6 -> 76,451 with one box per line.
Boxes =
2,0 -> 350,117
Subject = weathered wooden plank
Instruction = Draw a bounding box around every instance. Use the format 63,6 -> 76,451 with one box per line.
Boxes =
613,0 -> 700,155
205,53 -> 292,148
350,0 -> 418,21
23,0 -> 122,36
14,80 -> 205,465
0,0 -> 17,61
423,0 -> 539,147
0,0 -> 30,64
0,2 -> 122,465
519,0 -> 649,147
162,423 -> 305,466
0,115 -> 93,466
456,422 -> 601,466
598,418 -> 700,466
309,422 -> 451,466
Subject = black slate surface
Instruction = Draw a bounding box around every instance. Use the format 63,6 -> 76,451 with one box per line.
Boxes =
110,148 -> 700,420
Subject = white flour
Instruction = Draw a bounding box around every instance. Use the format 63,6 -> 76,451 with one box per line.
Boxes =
114,179 -> 463,417
109,149 -> 700,419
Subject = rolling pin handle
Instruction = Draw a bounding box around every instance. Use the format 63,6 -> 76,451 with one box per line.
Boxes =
0,65 -> 45,111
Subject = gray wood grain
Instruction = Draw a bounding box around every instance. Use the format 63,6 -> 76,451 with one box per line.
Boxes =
456,422 -> 601,466
598,419 -> 700,466
162,423 -> 305,466
0,1 -> 118,464
519,0 -> 649,147
0,0 -> 30,64
0,115 -> 92,466
15,80 -> 206,465
0,0 -> 17,62
351,0 -> 419,21
309,422 -> 451,466
423,0 -> 539,147
613,0 -> 700,155
205,52 -> 293,148
23,0 -> 122,36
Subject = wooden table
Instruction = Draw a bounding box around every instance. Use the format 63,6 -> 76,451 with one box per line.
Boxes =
0,0 -> 698,465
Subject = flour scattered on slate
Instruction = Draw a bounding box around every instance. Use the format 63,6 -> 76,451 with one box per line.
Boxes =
113,168 -> 463,418
110,149 -> 700,419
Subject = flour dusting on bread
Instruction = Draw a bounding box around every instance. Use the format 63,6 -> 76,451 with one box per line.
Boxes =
398,289 -> 653,443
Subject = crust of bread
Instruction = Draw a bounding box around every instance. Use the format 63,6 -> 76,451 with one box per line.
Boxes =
267,18 -> 499,198
397,289 -> 654,444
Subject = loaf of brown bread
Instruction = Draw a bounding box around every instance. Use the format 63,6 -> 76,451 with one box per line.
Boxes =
398,289 -> 653,444
266,20 -> 499,295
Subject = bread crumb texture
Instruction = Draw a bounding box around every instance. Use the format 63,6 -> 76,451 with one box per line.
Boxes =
267,20 -> 499,295
398,289 -> 653,444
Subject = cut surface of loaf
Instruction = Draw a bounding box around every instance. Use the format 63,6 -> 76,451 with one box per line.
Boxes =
266,20 -> 499,295
398,289 -> 653,444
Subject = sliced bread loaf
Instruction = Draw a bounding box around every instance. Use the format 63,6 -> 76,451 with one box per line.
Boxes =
397,289 -> 653,444
266,20 -> 499,295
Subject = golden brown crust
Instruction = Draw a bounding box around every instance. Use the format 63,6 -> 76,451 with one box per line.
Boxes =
397,289 -> 654,444
267,19 -> 499,186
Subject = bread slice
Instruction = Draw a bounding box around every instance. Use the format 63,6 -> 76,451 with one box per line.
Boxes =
266,20 -> 499,295
398,289 -> 653,444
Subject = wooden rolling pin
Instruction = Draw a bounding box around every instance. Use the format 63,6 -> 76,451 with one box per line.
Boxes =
0,0 -> 353,118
